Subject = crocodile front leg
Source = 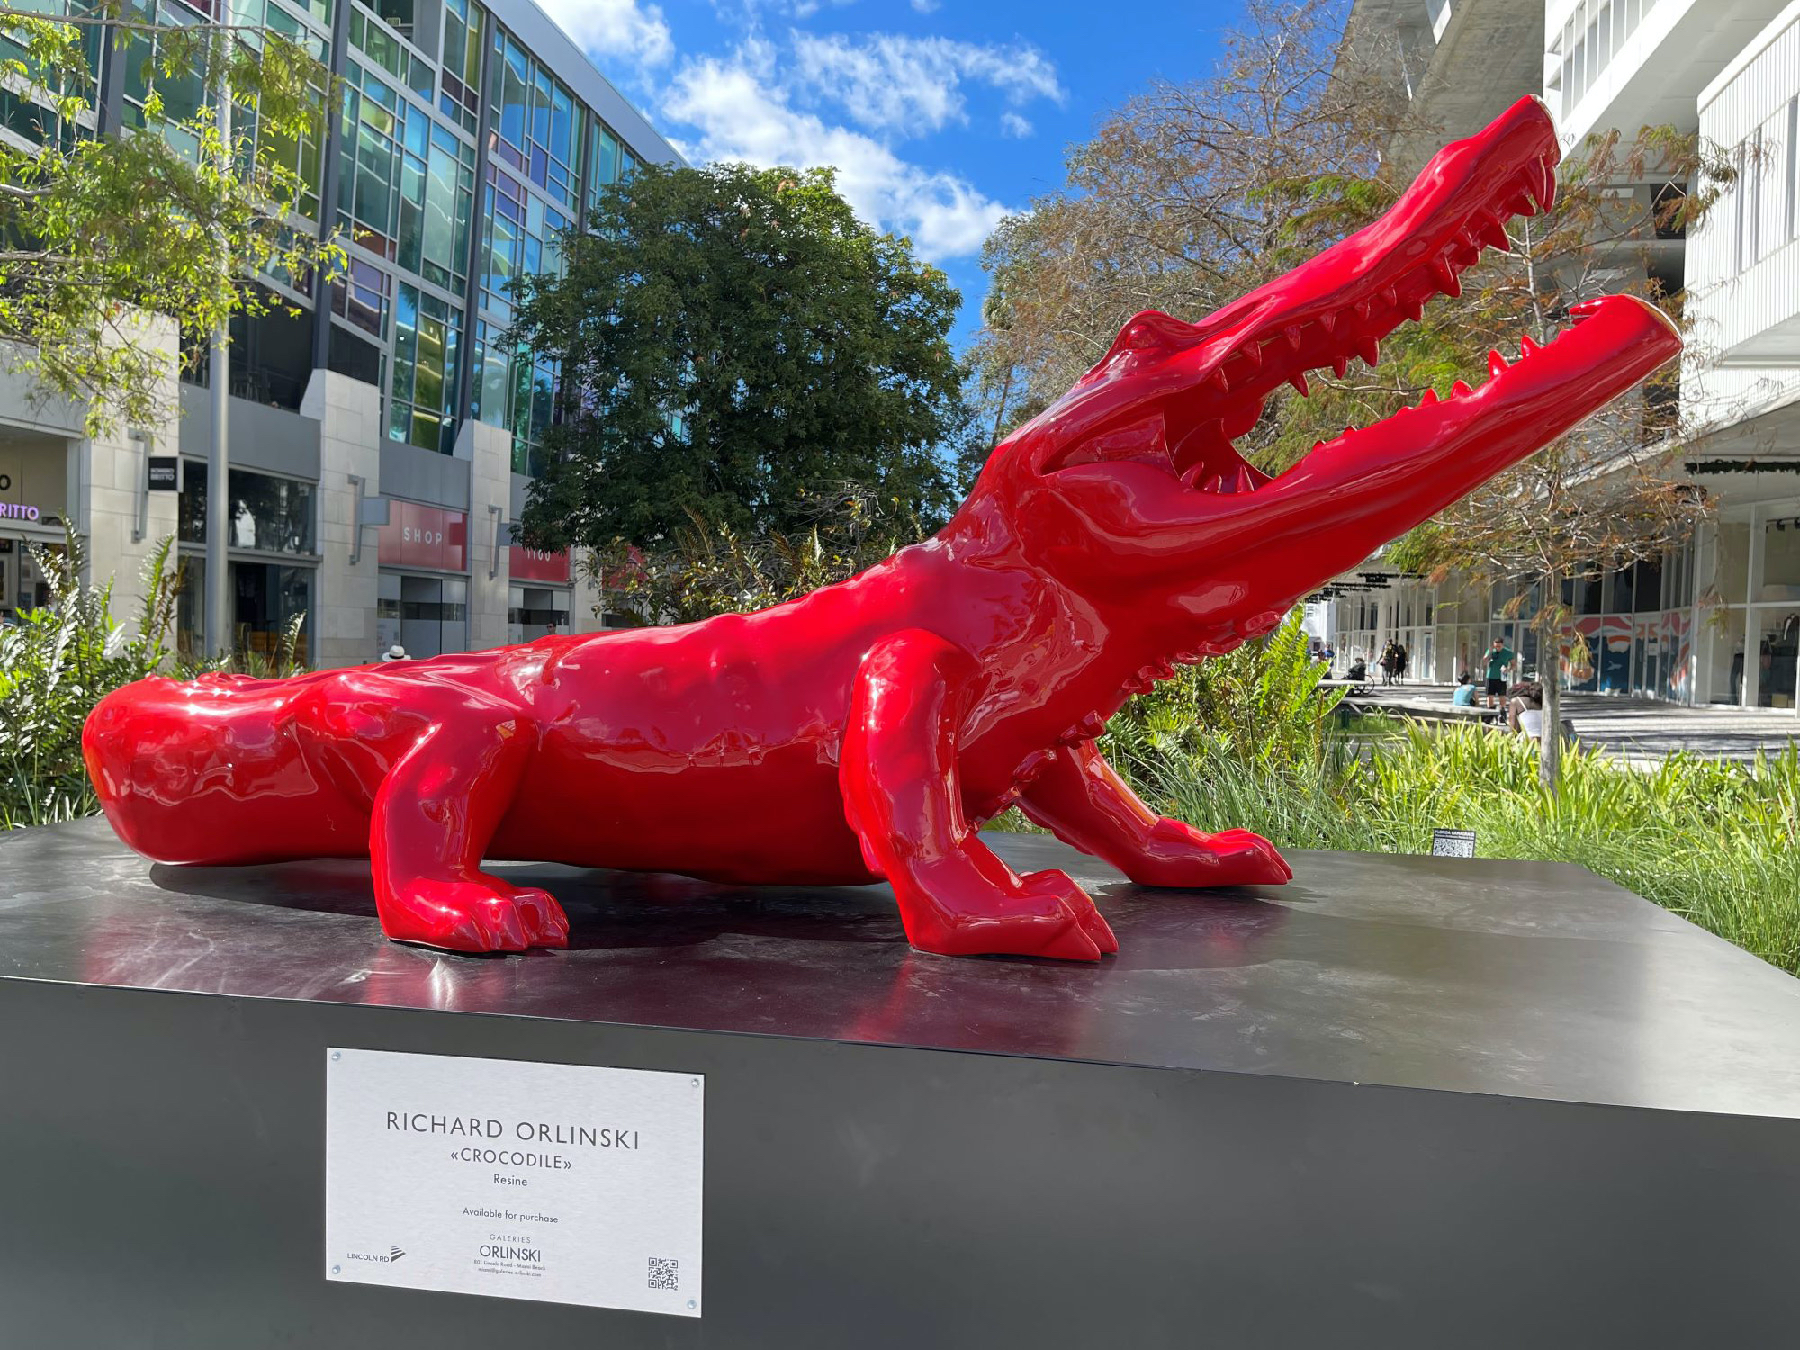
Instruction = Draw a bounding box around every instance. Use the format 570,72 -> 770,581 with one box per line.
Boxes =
840,629 -> 1117,961
369,692 -> 569,953
1019,739 -> 1291,888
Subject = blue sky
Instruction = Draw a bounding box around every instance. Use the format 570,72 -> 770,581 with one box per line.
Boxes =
533,0 -> 1248,350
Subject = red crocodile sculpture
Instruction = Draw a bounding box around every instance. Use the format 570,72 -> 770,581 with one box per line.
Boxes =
84,97 -> 1680,961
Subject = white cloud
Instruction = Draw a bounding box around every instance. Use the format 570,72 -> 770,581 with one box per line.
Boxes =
789,31 -> 1065,137
532,0 -> 675,69
1000,110 -> 1032,138
662,44 -> 1013,258
911,0 -> 941,11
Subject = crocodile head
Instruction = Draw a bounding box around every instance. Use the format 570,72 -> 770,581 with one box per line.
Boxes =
957,96 -> 1680,643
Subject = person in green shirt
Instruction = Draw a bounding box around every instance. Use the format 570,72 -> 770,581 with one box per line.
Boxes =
1483,638 -> 1516,708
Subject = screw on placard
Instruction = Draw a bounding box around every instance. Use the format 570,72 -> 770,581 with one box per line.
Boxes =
687,1300 -> 697,1310
331,1051 -> 342,1061
690,1077 -> 699,1087
331,1265 -> 342,1275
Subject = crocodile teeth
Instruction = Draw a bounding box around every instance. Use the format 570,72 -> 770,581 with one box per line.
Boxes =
1473,213 -> 1512,252
1530,160 -> 1556,211
1488,349 -> 1508,378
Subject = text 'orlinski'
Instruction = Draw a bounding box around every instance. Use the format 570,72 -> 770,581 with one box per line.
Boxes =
385,1112 -> 640,1149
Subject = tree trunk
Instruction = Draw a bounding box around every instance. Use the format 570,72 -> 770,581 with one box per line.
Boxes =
1539,569 -> 1562,794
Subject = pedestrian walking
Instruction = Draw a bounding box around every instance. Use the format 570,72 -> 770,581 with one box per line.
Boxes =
1379,640 -> 1399,687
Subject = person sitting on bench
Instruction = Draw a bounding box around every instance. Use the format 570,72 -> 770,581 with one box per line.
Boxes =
1506,682 -> 1546,740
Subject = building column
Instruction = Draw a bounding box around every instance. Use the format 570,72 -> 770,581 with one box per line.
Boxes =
303,370 -> 382,667
1745,505 -> 1765,708
1690,523 -> 1715,704
461,420 -> 512,651
81,314 -> 181,622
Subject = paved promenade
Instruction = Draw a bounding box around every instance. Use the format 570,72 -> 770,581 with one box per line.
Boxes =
1346,682 -> 1799,763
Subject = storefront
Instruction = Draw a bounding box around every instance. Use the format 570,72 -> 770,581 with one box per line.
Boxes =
506,543 -> 572,642
0,428 -> 74,618
376,499 -> 468,659
1707,504 -> 1800,709
176,461 -> 320,662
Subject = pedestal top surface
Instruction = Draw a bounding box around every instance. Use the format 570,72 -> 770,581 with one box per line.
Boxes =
4,818 -> 1799,1118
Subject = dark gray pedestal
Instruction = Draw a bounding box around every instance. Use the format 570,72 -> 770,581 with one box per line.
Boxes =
3,818 -> 1800,1348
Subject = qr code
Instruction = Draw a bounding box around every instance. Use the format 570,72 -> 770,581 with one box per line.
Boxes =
648,1257 -> 679,1291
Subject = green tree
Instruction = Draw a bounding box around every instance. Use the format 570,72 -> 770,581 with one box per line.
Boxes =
971,0 -> 1410,444
510,162 -> 974,551
0,1 -> 338,433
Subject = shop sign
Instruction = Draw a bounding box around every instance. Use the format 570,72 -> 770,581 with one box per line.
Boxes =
378,500 -> 467,572
509,543 -> 572,584
148,457 -> 180,491
0,501 -> 43,522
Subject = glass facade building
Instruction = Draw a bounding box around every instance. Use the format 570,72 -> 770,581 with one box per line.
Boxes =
0,0 -> 678,665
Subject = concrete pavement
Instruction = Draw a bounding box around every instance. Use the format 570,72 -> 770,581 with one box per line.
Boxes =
1345,682 -> 1799,763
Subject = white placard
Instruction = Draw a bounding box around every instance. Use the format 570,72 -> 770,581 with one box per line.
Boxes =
325,1048 -> 703,1317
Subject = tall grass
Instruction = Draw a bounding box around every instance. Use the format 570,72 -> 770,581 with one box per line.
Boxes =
1133,723 -> 1800,975
994,609 -> 1799,975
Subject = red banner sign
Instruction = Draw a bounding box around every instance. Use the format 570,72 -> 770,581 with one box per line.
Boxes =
378,500 -> 467,572
508,544 -> 572,584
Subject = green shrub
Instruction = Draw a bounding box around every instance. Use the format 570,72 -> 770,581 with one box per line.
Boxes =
1104,611 -> 1347,779
0,534 -> 180,828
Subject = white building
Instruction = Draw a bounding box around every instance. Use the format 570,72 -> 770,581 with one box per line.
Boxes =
1681,0 -> 1800,710
1329,0 -> 1800,709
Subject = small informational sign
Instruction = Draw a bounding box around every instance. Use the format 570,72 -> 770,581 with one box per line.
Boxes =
1431,828 -> 1477,859
147,456 -> 180,491
325,1048 -> 704,1317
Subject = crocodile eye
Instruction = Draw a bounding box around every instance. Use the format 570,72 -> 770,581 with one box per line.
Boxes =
1108,310 -> 1200,360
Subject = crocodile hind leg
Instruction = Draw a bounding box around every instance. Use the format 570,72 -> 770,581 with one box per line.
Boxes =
1018,739 -> 1291,887
368,698 -> 569,953
840,628 -> 1117,961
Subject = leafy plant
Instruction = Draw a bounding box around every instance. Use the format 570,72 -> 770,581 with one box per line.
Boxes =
0,531 -> 179,826
1104,611 -> 1348,779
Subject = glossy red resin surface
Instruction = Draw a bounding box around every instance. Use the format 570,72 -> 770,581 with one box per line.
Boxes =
84,99 -> 1680,959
